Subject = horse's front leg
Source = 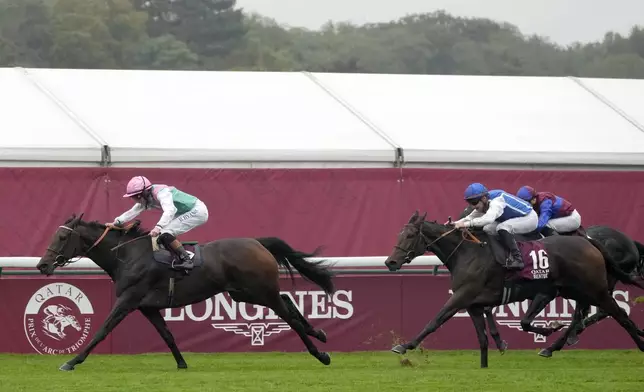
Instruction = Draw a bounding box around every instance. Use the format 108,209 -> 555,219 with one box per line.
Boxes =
469,305 -> 490,368
59,292 -> 141,371
484,306 -> 508,354
139,307 -> 188,369
392,289 -> 470,354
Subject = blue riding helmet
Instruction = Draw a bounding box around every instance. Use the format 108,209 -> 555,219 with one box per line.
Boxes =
464,183 -> 489,200
516,185 -> 536,201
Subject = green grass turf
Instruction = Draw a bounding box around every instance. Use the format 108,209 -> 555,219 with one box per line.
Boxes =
0,350 -> 642,392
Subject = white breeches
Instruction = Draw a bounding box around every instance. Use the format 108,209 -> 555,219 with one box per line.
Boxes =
160,200 -> 209,237
483,210 -> 539,235
546,209 -> 581,232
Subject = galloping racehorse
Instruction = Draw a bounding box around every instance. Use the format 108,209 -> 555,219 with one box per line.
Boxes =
384,211 -> 644,368
458,205 -> 644,357
37,214 -> 336,371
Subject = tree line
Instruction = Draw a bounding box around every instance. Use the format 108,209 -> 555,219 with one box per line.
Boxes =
1,0 -> 644,78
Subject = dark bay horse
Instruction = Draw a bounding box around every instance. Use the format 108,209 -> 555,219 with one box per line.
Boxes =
36,214 -> 336,371
384,211 -> 644,368
458,206 -> 644,357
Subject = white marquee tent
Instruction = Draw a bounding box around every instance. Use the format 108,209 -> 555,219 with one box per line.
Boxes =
2,67 -> 644,168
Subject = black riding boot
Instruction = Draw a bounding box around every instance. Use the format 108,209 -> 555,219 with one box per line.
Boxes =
497,229 -> 524,270
159,233 -> 194,270
540,226 -> 559,237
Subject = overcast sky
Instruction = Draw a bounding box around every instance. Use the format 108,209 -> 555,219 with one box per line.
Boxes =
237,0 -> 644,46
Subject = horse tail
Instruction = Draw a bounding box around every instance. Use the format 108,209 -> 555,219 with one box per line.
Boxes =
256,237 -> 336,295
587,237 -> 644,290
634,240 -> 644,279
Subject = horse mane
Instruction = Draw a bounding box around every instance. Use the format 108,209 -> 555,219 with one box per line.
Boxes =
64,214 -> 150,239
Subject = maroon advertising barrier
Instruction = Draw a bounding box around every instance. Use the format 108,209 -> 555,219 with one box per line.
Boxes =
0,277 -> 114,355
2,167 -> 644,258
111,275 -> 404,354
1,275 -> 643,355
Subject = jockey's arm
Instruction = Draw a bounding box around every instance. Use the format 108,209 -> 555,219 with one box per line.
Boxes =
454,209 -> 483,224
465,198 -> 505,228
537,199 -> 554,230
154,188 -> 178,230
114,203 -> 145,225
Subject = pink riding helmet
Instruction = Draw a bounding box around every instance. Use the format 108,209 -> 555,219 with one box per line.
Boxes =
123,176 -> 152,198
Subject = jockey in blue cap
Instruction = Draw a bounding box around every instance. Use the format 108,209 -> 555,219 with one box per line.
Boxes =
454,183 -> 538,270
516,186 -> 581,237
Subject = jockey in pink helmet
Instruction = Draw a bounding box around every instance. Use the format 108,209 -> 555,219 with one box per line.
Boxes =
106,176 -> 209,270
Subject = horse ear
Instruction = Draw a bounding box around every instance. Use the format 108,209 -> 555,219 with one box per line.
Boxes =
71,213 -> 83,226
409,210 -> 419,223
420,212 -> 427,222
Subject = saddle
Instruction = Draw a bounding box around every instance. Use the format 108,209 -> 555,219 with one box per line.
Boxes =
149,238 -> 205,308
150,237 -> 204,273
487,225 -> 589,266
487,232 -> 541,269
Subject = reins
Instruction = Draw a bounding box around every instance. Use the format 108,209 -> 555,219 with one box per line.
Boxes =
49,221 -> 148,267
395,219 -> 488,266
424,225 -> 486,263
110,234 -> 150,252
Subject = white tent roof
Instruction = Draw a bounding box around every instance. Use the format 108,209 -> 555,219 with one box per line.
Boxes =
573,77 -> 644,133
0,68 -> 103,164
22,68 -> 395,167
2,68 -> 643,168
311,73 -> 644,166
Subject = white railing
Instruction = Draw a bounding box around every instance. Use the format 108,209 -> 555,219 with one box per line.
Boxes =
0,256 -> 443,269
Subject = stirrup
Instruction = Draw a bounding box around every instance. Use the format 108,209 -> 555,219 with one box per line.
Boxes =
172,258 -> 194,270
505,257 -> 524,270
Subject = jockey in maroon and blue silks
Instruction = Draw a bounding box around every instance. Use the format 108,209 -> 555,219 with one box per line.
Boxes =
516,186 -> 581,236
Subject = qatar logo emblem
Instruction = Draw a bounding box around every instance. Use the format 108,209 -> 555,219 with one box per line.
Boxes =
24,283 -> 94,355
211,323 -> 291,346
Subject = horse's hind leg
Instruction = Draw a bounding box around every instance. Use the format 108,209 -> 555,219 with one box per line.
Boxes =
280,294 -> 327,343
268,294 -> 331,365
539,302 -> 590,358
230,289 -> 330,365
519,292 -> 561,337
230,290 -> 327,343
566,308 -> 605,346
139,307 -> 187,369
596,294 -> 644,351
484,307 -> 507,354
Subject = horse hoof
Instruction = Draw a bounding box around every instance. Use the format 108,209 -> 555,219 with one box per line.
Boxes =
391,344 -> 407,355
59,363 -> 75,371
317,330 -> 327,343
499,340 -> 508,355
318,352 -> 331,366
177,362 -> 188,370
538,349 -> 552,358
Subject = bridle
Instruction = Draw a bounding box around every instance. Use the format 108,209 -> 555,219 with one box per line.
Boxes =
394,219 -> 485,265
45,219 -> 153,269
46,225 -> 111,267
